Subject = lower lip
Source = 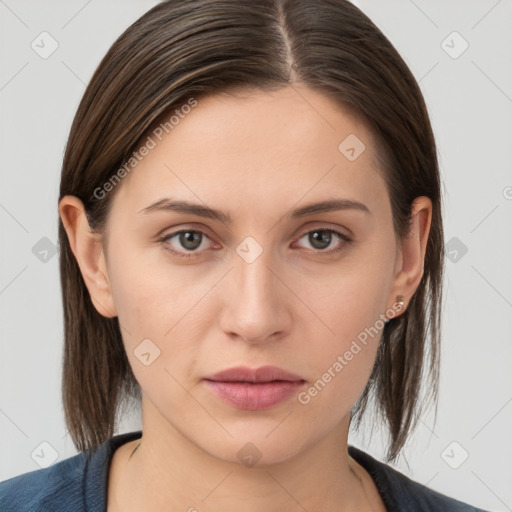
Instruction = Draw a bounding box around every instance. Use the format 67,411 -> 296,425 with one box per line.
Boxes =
203,380 -> 304,410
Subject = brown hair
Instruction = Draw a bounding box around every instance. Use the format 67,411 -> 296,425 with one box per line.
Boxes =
59,0 -> 444,462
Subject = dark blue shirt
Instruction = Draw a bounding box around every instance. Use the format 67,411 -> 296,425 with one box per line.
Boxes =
0,430 -> 490,511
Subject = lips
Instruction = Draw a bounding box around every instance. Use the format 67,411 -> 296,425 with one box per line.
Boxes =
205,365 -> 304,383
203,365 -> 305,410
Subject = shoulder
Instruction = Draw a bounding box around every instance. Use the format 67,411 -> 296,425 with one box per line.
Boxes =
0,431 -> 142,512
348,445 -> 491,512
0,450 -> 90,512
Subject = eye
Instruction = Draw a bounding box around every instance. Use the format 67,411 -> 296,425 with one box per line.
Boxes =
294,228 -> 351,253
160,229 -> 214,259
159,227 -> 352,260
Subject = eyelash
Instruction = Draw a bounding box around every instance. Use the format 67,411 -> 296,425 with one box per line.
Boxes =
158,228 -> 352,260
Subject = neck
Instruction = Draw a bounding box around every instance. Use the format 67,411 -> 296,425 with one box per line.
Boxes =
108,404 -> 374,512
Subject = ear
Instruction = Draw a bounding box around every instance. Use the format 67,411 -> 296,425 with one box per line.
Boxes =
386,196 -> 432,318
58,195 -> 117,318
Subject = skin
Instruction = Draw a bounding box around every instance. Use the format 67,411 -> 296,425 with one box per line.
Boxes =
59,84 -> 431,512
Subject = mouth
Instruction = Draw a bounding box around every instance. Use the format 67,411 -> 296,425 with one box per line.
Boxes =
203,365 -> 306,410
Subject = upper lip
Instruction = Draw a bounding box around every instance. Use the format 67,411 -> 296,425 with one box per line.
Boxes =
204,365 -> 304,383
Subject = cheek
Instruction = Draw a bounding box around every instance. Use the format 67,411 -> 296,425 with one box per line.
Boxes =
106,228 -> 392,391
295,289 -> 384,423
305,247 -> 392,344
105,242 -> 217,376
107,241 -> 193,328
105,245 -> 182,356
294,245 -> 393,405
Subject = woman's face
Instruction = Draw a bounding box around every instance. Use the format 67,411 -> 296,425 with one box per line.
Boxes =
86,85 -> 420,464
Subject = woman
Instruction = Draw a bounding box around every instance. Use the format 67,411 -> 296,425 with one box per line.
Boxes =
0,0 -> 490,510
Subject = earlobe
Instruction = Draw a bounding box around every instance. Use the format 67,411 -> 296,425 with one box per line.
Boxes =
58,195 -> 117,318
387,196 -> 432,316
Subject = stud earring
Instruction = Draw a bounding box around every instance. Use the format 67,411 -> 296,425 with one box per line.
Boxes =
384,295 -> 406,324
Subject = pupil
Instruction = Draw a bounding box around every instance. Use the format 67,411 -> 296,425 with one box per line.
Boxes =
177,231 -> 333,252
310,230 -> 331,249
181,231 -> 201,250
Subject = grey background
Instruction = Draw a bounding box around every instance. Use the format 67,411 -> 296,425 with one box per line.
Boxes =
1,1 -> 511,510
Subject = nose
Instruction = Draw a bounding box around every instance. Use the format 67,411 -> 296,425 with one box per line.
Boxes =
218,244 -> 292,345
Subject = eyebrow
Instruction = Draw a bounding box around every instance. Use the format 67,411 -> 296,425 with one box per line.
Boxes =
137,197 -> 371,224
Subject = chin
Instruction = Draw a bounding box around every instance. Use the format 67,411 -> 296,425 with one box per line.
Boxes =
213,439 -> 304,468
194,422 -> 319,469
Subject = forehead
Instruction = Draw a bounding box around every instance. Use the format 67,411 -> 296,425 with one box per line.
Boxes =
108,86 -> 388,222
